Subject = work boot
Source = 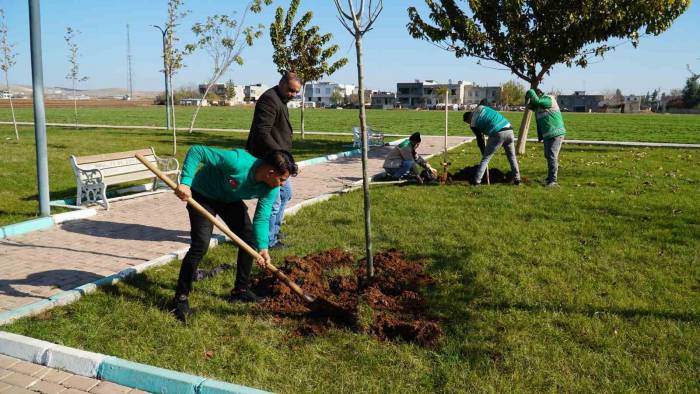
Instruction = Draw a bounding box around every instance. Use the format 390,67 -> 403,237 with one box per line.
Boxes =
170,294 -> 194,323
545,181 -> 559,188
514,179 -> 521,186
229,288 -> 264,304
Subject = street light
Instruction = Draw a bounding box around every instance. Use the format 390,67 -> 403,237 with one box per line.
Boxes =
153,25 -> 171,131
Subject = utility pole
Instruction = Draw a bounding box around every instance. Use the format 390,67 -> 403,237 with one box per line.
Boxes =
126,24 -> 133,99
153,25 -> 171,131
28,0 -> 50,216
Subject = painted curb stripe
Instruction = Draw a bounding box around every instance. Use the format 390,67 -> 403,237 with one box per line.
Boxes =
98,357 -> 205,394
0,217 -> 53,239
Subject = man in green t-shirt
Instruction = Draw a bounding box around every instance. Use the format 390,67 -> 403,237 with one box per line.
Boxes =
526,89 -> 567,187
171,146 -> 298,322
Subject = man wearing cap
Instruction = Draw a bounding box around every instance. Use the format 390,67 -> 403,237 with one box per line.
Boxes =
382,132 -> 437,182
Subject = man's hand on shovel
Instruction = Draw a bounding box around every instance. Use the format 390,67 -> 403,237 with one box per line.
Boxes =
175,184 -> 192,201
257,250 -> 271,269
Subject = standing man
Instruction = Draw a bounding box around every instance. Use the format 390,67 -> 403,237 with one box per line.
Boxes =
526,89 -> 566,187
463,105 -> 521,185
171,146 -> 298,322
246,72 -> 302,250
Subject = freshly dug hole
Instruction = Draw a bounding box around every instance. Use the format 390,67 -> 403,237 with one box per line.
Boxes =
251,249 -> 442,347
451,165 -> 514,184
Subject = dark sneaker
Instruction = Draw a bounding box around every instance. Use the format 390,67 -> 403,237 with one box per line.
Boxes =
270,241 -> 288,251
170,296 -> 194,323
229,289 -> 264,304
545,181 -> 559,188
514,179 -> 521,186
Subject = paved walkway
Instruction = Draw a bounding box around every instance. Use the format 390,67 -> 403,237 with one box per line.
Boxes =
0,354 -> 141,394
0,136 -> 469,314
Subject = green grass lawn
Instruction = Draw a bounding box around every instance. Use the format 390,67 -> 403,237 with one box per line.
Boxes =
4,143 -> 699,392
0,125 -> 351,226
2,105 -> 700,142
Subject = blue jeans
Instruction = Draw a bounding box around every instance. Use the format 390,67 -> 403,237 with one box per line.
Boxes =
269,179 -> 292,247
386,160 -> 414,179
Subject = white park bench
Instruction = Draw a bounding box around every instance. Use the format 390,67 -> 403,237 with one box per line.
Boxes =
70,147 -> 179,209
352,126 -> 385,148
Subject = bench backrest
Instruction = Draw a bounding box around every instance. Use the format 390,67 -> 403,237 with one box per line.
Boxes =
71,148 -> 160,185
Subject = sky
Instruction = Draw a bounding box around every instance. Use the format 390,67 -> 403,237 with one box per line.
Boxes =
2,0 -> 699,95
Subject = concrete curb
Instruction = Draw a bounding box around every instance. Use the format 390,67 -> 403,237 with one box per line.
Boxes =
0,331 -> 270,393
0,208 -> 97,240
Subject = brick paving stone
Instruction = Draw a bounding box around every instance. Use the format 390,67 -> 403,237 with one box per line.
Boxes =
39,370 -> 72,385
0,381 -> 12,391
60,376 -> 99,392
0,372 -> 38,389
8,361 -> 46,377
0,355 -> 19,369
125,390 -> 149,394
0,368 -> 13,379
60,389 -> 90,394
2,386 -> 36,394
27,380 -> 66,394
88,381 -> 132,394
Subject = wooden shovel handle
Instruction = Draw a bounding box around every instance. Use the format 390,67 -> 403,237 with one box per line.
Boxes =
135,154 -> 309,300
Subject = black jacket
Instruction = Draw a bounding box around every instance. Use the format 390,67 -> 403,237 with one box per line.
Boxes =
246,86 -> 293,159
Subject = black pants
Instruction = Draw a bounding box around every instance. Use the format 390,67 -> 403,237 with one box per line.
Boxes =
175,191 -> 254,297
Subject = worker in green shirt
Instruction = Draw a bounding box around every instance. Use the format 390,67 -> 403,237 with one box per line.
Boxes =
526,88 -> 567,187
171,146 -> 298,322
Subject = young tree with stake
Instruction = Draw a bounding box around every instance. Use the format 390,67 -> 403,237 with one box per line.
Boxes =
407,0 -> 690,154
0,9 -> 18,141
163,0 -> 189,155
186,0 -> 272,134
333,0 -> 383,279
64,27 -> 88,129
270,0 -> 348,140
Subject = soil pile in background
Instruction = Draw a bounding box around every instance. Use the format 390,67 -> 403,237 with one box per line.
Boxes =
251,249 -> 442,347
451,165 -> 514,184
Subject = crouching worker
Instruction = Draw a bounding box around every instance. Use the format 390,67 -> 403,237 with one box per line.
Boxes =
463,106 -> 521,185
382,132 -> 437,182
171,145 -> 298,322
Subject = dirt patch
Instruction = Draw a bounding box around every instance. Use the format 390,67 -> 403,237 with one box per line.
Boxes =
450,165 -> 514,184
251,249 -> 442,347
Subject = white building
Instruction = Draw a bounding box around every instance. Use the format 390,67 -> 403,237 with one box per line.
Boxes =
179,98 -> 209,106
0,91 -> 12,99
244,84 -> 269,103
304,82 -> 355,107
396,80 -> 501,108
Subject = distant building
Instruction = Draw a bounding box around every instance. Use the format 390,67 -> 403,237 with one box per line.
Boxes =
304,82 -> 355,107
557,91 -> 605,112
0,91 -> 12,99
244,84 -> 269,103
179,98 -> 209,106
198,83 -> 245,105
370,91 -> 396,109
396,80 -> 500,108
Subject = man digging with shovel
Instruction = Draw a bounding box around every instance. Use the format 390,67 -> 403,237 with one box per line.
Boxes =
169,146 -> 298,323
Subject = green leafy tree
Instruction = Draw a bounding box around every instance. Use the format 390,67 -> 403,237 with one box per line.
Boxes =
682,68 -> 700,109
0,9 -> 18,141
185,0 -> 272,134
224,78 -> 237,103
164,0 -> 189,155
330,89 -> 344,106
270,0 -> 348,139
334,0 -> 383,279
500,80 -> 525,107
64,27 -> 89,129
407,0 -> 690,153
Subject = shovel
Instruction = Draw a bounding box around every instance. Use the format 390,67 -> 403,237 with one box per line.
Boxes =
135,154 -> 348,318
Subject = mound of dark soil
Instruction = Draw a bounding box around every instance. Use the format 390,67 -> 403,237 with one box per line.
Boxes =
451,165 -> 514,184
251,249 -> 442,347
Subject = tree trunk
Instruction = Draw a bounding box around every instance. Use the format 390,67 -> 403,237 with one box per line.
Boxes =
73,79 -> 78,129
516,83 -> 538,155
6,75 -> 19,141
444,90 -> 448,161
355,32 -> 373,279
188,83 -> 213,134
169,75 -> 177,155
300,85 -> 306,140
